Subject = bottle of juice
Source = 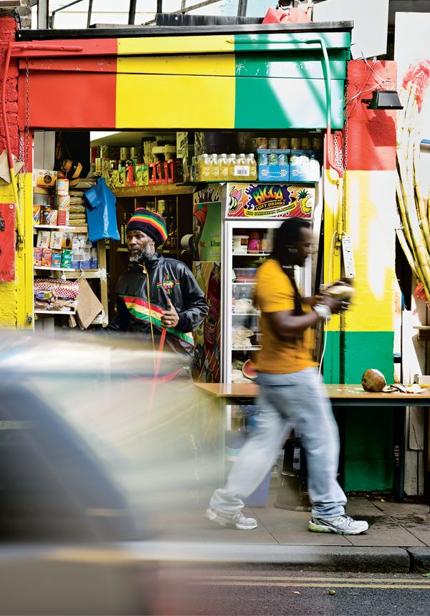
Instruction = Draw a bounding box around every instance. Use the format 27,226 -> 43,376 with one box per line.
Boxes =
227,154 -> 237,180
247,153 -> 257,180
199,154 -> 210,180
218,153 -> 229,180
209,154 -> 220,180
234,153 -> 249,179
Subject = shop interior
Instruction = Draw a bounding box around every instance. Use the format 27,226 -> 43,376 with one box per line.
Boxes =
32,127 -> 324,337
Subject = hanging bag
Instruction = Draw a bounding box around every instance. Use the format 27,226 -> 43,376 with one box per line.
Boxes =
84,177 -> 120,242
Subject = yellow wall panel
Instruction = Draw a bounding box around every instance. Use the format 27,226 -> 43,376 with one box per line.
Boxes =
118,53 -> 235,77
324,169 -> 396,333
118,36 -> 234,56
116,73 -> 235,128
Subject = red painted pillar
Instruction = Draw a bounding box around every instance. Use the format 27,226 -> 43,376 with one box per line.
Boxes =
0,15 -> 19,160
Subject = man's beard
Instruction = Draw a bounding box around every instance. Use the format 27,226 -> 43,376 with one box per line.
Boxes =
129,245 -> 155,263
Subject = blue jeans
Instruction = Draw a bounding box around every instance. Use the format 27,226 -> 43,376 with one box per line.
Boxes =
210,367 -> 347,519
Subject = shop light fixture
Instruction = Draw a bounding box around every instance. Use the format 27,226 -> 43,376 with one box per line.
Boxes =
362,89 -> 403,110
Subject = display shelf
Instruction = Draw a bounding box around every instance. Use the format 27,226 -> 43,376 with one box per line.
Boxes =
35,309 -> 76,315
114,185 -> 195,197
34,225 -> 88,233
232,346 -> 261,351
233,252 -> 271,257
232,312 -> 260,316
34,266 -> 102,279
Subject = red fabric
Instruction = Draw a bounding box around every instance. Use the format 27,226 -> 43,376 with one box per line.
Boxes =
402,61 -> 430,112
262,7 -> 311,24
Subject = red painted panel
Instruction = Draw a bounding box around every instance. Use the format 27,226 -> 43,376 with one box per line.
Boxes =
346,60 -> 397,171
13,38 -> 118,58
23,71 -> 116,129
19,57 -> 117,73
0,203 -> 15,282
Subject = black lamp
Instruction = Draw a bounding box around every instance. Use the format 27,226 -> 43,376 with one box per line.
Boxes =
362,89 -> 403,110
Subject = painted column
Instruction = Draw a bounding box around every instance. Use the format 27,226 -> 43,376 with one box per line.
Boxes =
0,13 -> 33,328
324,60 -> 398,491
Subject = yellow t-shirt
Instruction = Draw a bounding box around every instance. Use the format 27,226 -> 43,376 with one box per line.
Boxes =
254,259 -> 317,374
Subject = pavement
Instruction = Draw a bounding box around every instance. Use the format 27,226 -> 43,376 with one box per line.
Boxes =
148,492 -> 430,574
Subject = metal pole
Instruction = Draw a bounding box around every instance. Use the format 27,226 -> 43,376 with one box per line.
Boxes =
87,0 -> 93,28
157,0 -> 163,13
37,0 -> 49,29
237,0 -> 248,17
128,0 -> 137,25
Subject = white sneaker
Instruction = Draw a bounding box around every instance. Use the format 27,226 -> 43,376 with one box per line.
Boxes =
206,507 -> 258,530
308,515 -> 368,535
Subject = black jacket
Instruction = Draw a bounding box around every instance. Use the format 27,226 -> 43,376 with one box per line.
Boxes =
109,254 -> 208,355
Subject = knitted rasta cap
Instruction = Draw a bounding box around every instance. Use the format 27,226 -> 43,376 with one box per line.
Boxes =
126,208 -> 168,247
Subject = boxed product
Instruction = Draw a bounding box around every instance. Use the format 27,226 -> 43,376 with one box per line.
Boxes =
51,250 -> 62,268
36,230 -> 51,248
57,209 -> 69,226
40,206 -> 58,226
62,232 -> 73,250
49,231 -> 63,250
41,248 -> 52,267
33,247 -> 42,266
257,149 -> 289,182
135,164 -> 149,186
33,205 -> 41,224
61,249 -> 73,269
34,169 -> 57,188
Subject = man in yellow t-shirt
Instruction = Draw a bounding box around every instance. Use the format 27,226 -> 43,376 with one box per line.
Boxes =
207,218 -> 368,535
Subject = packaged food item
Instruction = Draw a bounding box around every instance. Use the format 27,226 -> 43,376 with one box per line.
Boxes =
61,249 -> 73,269
268,137 -> 278,149
49,231 -> 64,250
34,169 -> 57,188
56,178 -> 69,196
256,137 -> 268,149
57,209 -> 69,226
56,194 -> 71,209
62,232 -> 73,250
41,248 -> 52,267
33,247 -> 43,266
36,230 -> 51,248
232,234 -> 249,255
247,232 -> 261,253
33,205 -> 41,224
51,250 -> 62,268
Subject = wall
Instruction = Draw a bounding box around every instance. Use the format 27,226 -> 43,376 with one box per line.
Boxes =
323,60 -> 398,491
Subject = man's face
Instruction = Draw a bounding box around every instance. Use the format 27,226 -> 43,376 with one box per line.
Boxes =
290,227 -> 313,267
126,229 -> 155,261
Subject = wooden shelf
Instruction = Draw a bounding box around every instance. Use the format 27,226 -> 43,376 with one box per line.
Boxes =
34,225 -> 88,233
114,185 -> 195,197
35,309 -> 76,315
233,252 -> 270,257
34,267 -> 102,279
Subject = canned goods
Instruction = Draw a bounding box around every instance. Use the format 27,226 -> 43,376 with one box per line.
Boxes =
56,178 -> 69,196
268,137 -> 278,149
256,137 -> 268,149
279,137 -> 290,149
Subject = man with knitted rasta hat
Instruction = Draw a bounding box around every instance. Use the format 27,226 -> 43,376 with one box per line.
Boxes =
109,208 -> 208,356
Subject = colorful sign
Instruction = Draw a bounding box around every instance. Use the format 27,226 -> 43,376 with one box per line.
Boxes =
0,203 -> 15,282
226,183 -> 314,219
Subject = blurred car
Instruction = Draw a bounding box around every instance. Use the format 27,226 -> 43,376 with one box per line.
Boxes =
0,330 -> 207,615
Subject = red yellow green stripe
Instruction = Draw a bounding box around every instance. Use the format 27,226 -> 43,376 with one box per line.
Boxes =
121,295 -> 194,346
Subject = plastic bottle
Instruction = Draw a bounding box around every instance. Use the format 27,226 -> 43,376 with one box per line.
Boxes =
247,153 -> 257,180
278,152 -> 289,180
234,153 -> 250,179
209,154 -> 220,180
227,154 -> 237,180
199,154 -> 210,180
218,153 -> 229,180
308,153 -> 320,182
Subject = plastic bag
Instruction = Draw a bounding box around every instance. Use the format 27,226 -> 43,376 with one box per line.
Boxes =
84,177 -> 120,242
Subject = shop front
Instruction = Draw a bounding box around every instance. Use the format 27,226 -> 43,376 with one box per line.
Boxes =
0,16 -> 401,493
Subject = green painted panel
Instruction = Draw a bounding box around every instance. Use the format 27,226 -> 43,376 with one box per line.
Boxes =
235,50 -> 348,80
235,77 -> 345,129
234,31 -> 351,52
324,331 -> 395,493
324,331 -> 394,385
342,407 -> 394,493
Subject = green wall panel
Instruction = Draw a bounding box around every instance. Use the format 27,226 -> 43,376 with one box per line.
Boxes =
235,77 -> 345,129
324,331 -> 395,493
323,331 -> 394,385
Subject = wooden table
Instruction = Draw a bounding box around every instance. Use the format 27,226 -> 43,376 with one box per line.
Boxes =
195,382 -> 430,407
195,382 -> 430,499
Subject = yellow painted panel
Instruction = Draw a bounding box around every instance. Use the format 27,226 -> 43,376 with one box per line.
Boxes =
116,73 -> 235,129
323,167 -> 343,333
117,53 -> 235,77
118,35 -> 234,56
16,172 -> 34,329
0,174 -> 34,329
325,169 -> 396,333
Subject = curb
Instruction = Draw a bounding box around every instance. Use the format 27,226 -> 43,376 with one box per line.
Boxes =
129,541 -> 413,573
